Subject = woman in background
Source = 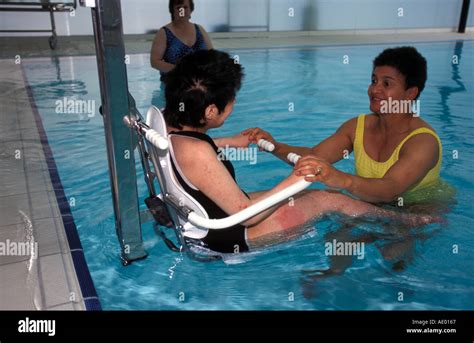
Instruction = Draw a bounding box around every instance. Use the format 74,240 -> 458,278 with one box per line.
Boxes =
150,0 -> 213,74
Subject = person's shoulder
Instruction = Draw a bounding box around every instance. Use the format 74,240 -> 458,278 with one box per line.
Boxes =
344,113 -> 374,126
339,116 -> 359,130
158,24 -> 173,34
362,113 -> 381,129
195,23 -> 208,33
155,26 -> 169,38
402,118 -> 440,154
172,135 -> 216,160
411,116 -> 437,133
401,130 -> 439,160
364,113 -> 378,122
335,116 -> 359,142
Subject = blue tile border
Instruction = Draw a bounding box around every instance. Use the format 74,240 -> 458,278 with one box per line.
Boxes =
20,65 -> 102,311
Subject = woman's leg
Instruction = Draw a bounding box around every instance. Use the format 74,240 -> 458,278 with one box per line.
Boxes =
246,189 -> 439,248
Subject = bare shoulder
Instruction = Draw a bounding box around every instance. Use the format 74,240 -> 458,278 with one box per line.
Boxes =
406,117 -> 440,150
411,116 -> 437,133
153,27 -> 167,41
336,116 -> 359,141
363,113 -> 379,127
170,135 -> 231,191
400,127 -> 439,161
337,116 -> 358,131
197,24 -> 207,32
171,135 -> 216,166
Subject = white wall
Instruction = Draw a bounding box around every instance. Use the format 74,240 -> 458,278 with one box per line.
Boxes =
269,0 -> 469,31
0,0 -> 472,36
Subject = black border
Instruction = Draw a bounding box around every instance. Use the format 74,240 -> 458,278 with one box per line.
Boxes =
0,310 -> 472,338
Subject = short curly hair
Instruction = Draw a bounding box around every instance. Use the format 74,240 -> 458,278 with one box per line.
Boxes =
373,46 -> 427,99
161,50 -> 244,129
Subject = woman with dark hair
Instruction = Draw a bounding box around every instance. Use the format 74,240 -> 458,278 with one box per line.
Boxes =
161,49 -> 438,254
244,47 -> 454,206
151,0 -> 213,73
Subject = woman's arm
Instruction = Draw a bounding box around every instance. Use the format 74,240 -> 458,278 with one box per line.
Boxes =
173,137 -> 306,226
310,117 -> 356,163
242,117 -> 356,164
150,28 -> 175,73
213,134 -> 250,148
295,133 -> 440,203
242,128 -> 312,164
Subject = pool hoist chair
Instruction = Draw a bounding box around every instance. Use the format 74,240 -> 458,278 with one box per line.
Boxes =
126,106 -> 311,261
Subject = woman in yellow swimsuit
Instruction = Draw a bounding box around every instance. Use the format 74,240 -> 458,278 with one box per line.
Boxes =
244,47 -> 453,205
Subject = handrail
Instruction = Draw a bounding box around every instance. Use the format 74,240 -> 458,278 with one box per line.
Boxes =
144,128 -> 169,151
123,117 -> 168,150
187,178 -> 310,229
257,138 -> 275,152
186,138 -> 309,229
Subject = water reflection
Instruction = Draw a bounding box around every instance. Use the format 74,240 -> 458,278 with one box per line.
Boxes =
437,41 -> 466,124
31,56 -> 88,99
300,214 -> 444,299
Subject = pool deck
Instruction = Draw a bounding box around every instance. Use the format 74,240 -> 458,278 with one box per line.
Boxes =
0,29 -> 473,311
0,60 -> 88,310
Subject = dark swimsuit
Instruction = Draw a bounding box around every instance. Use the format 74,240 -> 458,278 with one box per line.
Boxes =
162,24 -> 207,66
169,131 -> 250,253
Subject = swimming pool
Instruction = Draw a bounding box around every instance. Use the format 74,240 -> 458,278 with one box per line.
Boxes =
23,40 -> 474,310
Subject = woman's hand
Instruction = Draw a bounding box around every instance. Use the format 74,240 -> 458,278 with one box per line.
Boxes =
241,127 -> 277,151
294,155 -> 352,190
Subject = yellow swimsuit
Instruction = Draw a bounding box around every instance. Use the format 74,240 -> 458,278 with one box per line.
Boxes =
353,114 -> 446,203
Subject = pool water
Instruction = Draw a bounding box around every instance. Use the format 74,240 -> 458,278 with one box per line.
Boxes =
23,40 -> 474,310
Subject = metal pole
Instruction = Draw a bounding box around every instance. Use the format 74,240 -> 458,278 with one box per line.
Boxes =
48,7 -> 57,49
266,0 -> 270,31
82,0 -> 147,264
458,0 -> 470,33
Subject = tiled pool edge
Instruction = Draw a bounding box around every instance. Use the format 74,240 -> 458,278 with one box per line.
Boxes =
21,65 -> 102,311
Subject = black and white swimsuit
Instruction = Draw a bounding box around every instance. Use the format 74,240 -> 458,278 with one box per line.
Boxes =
169,130 -> 250,253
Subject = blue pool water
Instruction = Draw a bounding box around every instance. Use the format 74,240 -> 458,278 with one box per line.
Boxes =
24,41 -> 474,310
